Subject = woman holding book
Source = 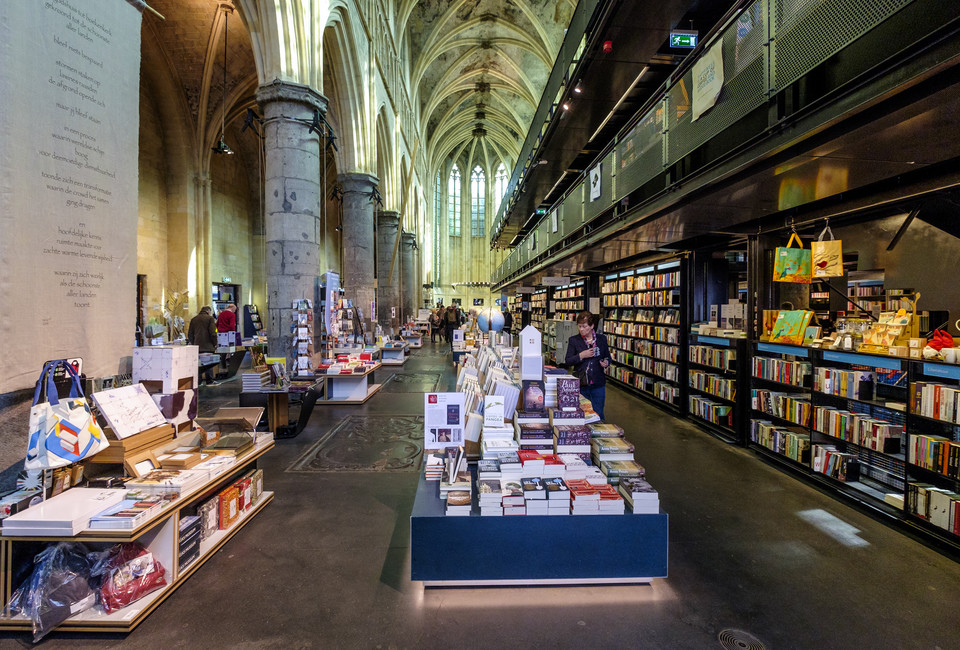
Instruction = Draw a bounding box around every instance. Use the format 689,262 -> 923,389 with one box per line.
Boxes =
565,311 -> 612,420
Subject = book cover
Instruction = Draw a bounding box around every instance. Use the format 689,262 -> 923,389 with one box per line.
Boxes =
556,377 -> 581,410
521,379 -> 546,413
521,477 -> 546,498
588,423 -> 625,438
591,438 -> 635,454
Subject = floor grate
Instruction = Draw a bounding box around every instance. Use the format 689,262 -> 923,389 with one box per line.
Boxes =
718,629 -> 766,650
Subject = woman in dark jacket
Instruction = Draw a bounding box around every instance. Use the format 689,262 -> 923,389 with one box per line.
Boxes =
564,311 -> 612,420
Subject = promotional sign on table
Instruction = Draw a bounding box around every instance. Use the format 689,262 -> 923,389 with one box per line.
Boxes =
423,393 -> 465,450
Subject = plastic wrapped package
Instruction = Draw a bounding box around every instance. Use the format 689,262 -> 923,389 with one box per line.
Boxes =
6,542 -> 96,643
90,542 -> 167,613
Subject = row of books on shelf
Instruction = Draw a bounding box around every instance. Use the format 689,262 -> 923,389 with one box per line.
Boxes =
813,368 -> 875,401
909,482 -> 960,535
689,370 -> 736,401
751,357 -> 812,386
602,291 -> 679,307
751,389 -> 812,427
689,344 -> 735,370
604,322 -> 680,343
812,444 -> 860,482
910,381 -> 960,425
908,434 -> 960,478
751,420 -> 811,464
608,368 -> 680,403
553,300 -> 584,311
605,308 -> 680,325
811,405 -> 902,453
601,272 -> 679,293
689,395 -> 734,428
611,349 -> 679,370
553,287 -> 584,299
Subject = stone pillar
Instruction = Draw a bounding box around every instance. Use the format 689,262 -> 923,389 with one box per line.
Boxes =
339,172 -> 378,338
376,211 -> 401,332
256,81 -> 327,362
401,231 -> 416,322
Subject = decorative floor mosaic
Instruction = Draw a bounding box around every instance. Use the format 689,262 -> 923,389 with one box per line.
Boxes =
287,415 -> 424,472
380,372 -> 441,393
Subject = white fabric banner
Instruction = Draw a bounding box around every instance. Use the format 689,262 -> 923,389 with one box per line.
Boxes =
0,0 -> 142,393
692,40 -> 724,122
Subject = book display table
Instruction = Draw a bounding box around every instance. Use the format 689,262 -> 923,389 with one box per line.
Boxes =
380,344 -> 408,366
402,334 -> 423,349
0,439 -> 275,633
318,363 -> 383,404
409,470 -> 668,586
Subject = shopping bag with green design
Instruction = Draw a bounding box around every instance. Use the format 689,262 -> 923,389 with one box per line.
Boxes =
773,232 -> 811,284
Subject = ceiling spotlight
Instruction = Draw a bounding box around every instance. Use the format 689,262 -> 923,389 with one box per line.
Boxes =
573,81 -> 582,94
212,133 -> 233,155
335,224 -> 342,232
562,102 -> 570,111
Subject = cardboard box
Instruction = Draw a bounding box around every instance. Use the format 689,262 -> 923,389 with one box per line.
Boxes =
133,346 -> 199,394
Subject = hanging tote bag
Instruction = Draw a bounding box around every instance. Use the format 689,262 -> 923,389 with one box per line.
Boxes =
773,232 -> 812,284
26,361 -> 109,470
811,224 -> 843,278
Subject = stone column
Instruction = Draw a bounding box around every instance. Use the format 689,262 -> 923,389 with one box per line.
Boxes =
401,231 -> 416,322
256,81 -> 327,362
376,211 -> 401,332
339,172 -> 378,338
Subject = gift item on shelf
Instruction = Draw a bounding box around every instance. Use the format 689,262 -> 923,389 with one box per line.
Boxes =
90,542 -> 167,614
27,360 -> 110,471
291,299 -> 315,375
6,542 -> 97,642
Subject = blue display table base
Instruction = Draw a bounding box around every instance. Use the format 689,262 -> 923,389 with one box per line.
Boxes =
410,472 -> 668,586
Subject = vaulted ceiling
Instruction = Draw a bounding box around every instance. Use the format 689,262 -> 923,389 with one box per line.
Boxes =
401,0 -> 577,174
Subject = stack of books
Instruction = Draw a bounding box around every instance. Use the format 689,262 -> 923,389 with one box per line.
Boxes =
477,458 -> 501,480
522,477 -> 548,515
178,514 -> 202,568
545,477 -> 571,515
554,424 -> 592,455
445,488 -> 472,516
597,484 -> 626,514
591,437 -> 636,465
599,459 -> 645,485
481,437 -> 519,458
580,395 -> 602,423
242,369 -> 272,391
550,407 -> 586,427
502,480 -> 525,515
588,422 -> 625,438
517,450 -> 545,477
558,454 -> 590,480
88,496 -> 165,530
125,468 -> 206,497
497,452 -> 523,482
540,453 -> 566,478
478,479 -> 504,516
619,477 -> 659,514
516,423 -> 553,452
424,454 -> 444,481
568,479 -> 601,514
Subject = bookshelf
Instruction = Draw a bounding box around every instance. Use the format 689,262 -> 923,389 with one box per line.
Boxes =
905,361 -> 960,548
809,350 -> 907,513
688,334 -> 748,444
601,258 -> 684,411
529,289 -> 547,334
243,304 -> 263,339
749,343 -> 813,469
549,280 -> 586,321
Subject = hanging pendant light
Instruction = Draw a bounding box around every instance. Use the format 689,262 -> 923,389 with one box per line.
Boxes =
212,9 -> 234,155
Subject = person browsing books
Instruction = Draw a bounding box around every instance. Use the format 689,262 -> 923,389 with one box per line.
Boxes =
564,311 -> 612,420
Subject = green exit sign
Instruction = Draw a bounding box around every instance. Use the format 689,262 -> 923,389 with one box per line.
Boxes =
670,31 -> 698,48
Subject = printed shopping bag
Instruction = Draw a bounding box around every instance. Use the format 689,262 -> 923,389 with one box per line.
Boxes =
26,361 -> 109,470
811,224 -> 843,278
773,232 -> 811,284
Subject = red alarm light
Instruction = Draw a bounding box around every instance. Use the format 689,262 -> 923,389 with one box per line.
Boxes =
603,40 -> 613,53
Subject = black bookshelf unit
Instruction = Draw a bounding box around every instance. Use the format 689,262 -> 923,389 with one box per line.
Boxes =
601,258 -> 685,412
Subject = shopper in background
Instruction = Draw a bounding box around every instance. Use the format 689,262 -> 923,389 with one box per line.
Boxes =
502,307 -> 513,335
564,310 -> 612,420
428,309 -> 441,343
188,306 -> 218,385
217,303 -> 238,333
444,305 -> 459,348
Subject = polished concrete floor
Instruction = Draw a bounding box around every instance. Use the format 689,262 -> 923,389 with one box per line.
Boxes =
6,342 -> 960,649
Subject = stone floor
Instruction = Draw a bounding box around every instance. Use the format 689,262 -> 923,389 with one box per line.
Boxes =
3,342 -> 960,649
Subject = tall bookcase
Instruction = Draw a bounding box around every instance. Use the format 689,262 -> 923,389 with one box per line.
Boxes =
749,342 -> 813,469
688,334 -> 748,444
549,280 -> 586,321
905,361 -> 960,548
529,289 -> 547,333
601,258 -> 685,412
